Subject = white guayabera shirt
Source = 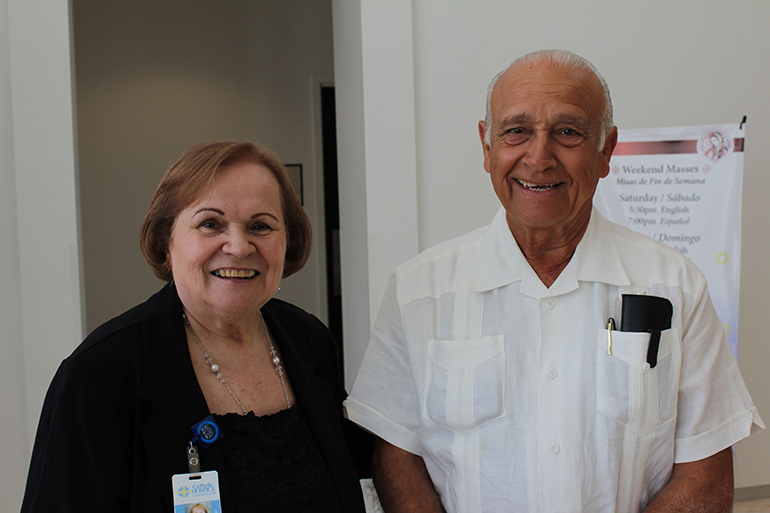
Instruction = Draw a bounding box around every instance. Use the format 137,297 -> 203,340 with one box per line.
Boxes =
346,207 -> 763,513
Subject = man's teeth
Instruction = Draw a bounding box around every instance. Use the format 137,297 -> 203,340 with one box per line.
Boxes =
213,269 -> 257,278
517,179 -> 558,191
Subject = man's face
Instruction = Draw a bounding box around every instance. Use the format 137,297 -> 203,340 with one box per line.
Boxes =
479,61 -> 617,241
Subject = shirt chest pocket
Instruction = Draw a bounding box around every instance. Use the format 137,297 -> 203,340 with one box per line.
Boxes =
596,328 -> 681,436
423,336 -> 505,436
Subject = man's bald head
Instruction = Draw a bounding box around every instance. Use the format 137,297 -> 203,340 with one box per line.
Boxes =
484,50 -> 614,148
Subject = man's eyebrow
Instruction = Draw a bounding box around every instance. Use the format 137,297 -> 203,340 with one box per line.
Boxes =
551,114 -> 590,127
497,113 -> 591,130
497,114 -> 532,128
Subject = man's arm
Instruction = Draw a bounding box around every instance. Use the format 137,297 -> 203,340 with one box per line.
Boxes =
643,448 -> 734,512
372,437 -> 444,512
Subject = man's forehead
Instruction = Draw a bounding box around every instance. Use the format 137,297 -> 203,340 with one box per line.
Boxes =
491,61 -> 603,121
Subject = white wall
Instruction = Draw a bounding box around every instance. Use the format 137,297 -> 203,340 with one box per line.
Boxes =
332,0 -> 420,386
334,0 -> 770,492
1,0 -> 83,510
0,0 -> 28,507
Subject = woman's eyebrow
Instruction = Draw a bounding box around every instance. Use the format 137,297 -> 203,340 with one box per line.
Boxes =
193,207 -> 225,216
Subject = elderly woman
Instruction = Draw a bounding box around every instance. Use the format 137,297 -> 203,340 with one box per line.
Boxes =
22,142 -> 372,512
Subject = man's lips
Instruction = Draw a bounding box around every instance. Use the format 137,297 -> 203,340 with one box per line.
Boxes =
515,178 -> 561,191
211,269 -> 258,279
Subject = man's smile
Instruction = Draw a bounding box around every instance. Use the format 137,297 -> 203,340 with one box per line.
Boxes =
515,178 -> 561,191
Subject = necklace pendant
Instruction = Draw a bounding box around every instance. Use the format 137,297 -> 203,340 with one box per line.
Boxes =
210,363 -> 219,373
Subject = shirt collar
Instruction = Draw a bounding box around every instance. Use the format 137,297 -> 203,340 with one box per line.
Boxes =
472,207 -> 631,298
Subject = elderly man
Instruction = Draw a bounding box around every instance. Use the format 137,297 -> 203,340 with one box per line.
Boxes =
345,50 -> 764,513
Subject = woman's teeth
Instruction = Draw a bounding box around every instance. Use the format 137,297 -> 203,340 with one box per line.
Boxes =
212,269 -> 257,278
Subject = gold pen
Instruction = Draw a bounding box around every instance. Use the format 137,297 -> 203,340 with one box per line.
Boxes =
607,317 -> 616,355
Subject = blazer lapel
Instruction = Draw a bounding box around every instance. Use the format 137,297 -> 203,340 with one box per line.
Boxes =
262,303 -> 359,511
138,284 -> 229,511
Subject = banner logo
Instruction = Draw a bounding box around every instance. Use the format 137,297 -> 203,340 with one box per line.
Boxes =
698,131 -> 732,162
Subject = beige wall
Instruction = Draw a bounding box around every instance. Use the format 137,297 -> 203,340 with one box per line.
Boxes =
74,0 -> 334,332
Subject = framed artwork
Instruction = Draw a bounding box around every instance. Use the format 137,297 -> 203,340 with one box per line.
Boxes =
284,164 -> 303,205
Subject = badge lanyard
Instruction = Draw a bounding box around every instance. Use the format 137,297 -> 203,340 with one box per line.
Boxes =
172,416 -> 224,512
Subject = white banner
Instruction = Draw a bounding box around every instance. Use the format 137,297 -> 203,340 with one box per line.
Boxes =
595,122 -> 745,357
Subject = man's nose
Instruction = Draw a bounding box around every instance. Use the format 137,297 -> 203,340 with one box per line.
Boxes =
223,227 -> 256,258
523,132 -> 556,172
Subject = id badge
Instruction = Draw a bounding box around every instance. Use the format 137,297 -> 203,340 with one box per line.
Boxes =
172,471 -> 223,513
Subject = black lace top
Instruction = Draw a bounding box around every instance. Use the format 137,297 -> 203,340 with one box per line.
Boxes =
212,406 -> 342,513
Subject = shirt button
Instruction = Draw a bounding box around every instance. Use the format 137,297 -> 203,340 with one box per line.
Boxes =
547,367 -> 558,379
550,443 -> 560,454
458,367 -> 465,374
545,299 -> 556,310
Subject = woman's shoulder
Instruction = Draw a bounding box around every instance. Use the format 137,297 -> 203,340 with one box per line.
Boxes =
64,284 -> 179,379
262,298 -> 328,333
262,299 -> 339,365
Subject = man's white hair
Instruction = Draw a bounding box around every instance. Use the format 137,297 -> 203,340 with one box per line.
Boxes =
483,49 -> 614,149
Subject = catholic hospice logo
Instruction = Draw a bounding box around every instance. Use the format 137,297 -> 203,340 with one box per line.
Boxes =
697,131 -> 732,162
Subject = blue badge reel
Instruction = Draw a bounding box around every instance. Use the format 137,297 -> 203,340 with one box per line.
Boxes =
190,416 -> 224,448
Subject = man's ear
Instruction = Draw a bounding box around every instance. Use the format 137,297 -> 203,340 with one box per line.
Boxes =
479,120 -> 491,174
599,126 -> 619,178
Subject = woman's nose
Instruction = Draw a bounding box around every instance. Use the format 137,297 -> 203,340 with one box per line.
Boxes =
223,227 -> 256,258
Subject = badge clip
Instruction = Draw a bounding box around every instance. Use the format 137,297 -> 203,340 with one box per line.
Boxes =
187,443 -> 201,474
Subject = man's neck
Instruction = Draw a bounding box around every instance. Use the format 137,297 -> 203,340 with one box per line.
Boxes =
508,212 -> 591,288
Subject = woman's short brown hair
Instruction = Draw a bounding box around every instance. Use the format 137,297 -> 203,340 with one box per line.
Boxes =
140,141 -> 312,281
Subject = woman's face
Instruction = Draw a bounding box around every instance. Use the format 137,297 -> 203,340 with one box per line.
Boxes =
168,162 -> 287,321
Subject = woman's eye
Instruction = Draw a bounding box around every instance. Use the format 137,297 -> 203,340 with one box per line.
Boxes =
199,219 -> 220,230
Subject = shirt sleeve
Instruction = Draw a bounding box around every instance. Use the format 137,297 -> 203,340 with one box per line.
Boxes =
673,273 -> 764,463
345,274 -> 424,455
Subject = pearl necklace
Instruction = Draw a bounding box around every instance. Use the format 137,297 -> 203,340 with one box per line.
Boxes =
183,312 -> 290,415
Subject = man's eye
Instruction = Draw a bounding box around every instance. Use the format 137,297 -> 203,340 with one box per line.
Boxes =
559,128 -> 581,136
501,128 -> 528,144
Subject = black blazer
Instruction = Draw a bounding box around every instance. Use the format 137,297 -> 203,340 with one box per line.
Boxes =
21,283 -> 372,512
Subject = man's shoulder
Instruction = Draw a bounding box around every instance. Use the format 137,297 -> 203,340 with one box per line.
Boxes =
390,223 -> 493,304
603,216 -> 691,260
599,215 -> 706,288
397,224 -> 489,276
